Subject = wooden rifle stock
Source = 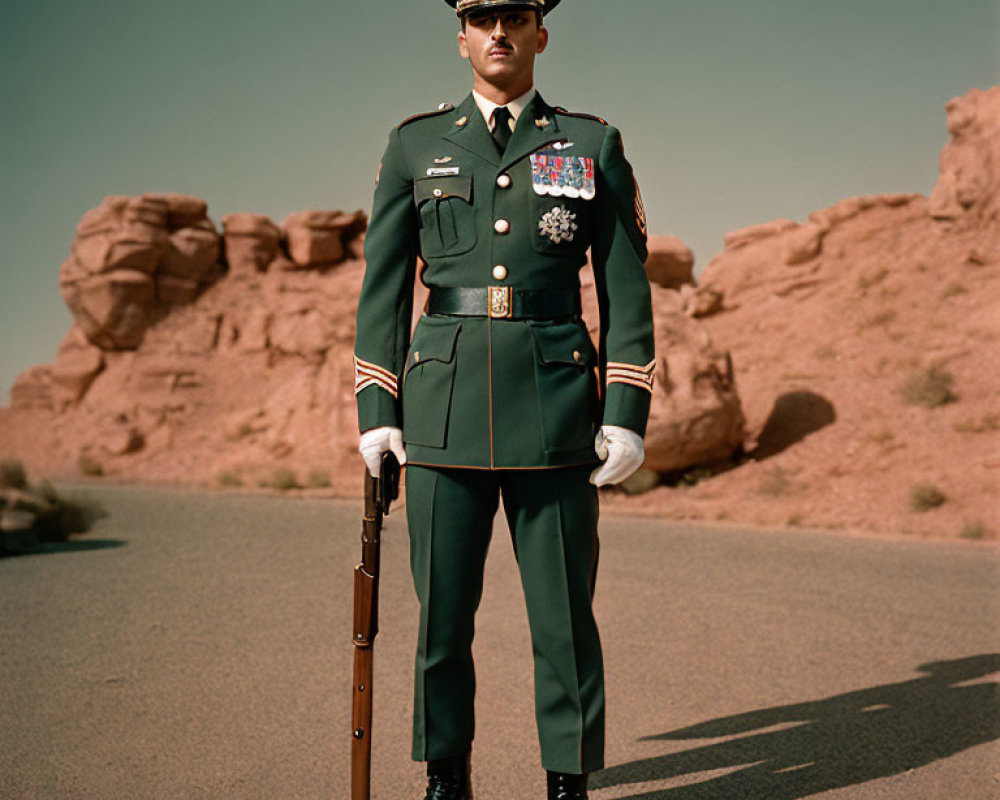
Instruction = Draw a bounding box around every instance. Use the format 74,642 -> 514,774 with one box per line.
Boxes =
351,452 -> 400,800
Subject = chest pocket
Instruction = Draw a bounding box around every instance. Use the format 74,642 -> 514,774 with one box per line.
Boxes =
414,175 -> 477,258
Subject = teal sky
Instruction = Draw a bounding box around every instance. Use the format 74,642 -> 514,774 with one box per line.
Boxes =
2,0 -> 998,404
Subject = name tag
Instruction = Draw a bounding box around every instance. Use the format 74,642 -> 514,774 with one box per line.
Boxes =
530,153 -> 595,200
426,167 -> 460,176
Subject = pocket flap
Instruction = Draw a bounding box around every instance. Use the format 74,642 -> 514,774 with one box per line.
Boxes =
408,320 -> 461,369
414,175 -> 473,206
530,323 -> 595,367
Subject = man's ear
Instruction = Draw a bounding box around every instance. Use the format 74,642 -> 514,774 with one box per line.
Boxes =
536,25 -> 549,54
458,30 -> 470,60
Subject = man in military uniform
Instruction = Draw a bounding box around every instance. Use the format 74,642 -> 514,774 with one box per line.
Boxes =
352,1 -> 654,797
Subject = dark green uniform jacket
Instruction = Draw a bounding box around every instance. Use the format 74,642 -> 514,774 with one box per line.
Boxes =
354,92 -> 654,469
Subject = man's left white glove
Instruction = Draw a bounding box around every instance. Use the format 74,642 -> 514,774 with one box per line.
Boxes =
589,425 -> 645,487
359,426 -> 407,477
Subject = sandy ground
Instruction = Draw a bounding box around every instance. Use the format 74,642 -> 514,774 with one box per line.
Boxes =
1,483 -> 998,799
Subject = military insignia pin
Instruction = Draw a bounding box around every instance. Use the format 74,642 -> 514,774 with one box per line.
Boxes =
535,116 -> 551,129
530,153 -> 596,200
434,156 -> 453,164
551,140 -> 574,150
538,206 -> 578,244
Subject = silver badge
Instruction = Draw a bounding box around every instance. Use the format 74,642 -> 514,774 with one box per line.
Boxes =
552,141 -> 575,150
426,167 -> 460,176
434,156 -> 453,163
538,206 -> 578,244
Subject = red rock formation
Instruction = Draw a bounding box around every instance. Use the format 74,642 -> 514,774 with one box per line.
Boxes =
59,193 -> 222,350
613,86 -> 1000,539
2,86 -> 998,540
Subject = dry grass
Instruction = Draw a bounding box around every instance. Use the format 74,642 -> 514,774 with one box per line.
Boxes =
267,468 -> 299,491
308,469 -> 332,489
856,268 -> 889,293
953,413 -> 1000,434
899,366 -> 956,408
941,281 -> 969,299
866,429 -> 895,445
857,309 -> 898,331
217,471 -> 243,488
909,483 -> 946,512
814,344 -> 838,361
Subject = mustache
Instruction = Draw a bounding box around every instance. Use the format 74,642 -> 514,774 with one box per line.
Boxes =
488,40 -> 513,52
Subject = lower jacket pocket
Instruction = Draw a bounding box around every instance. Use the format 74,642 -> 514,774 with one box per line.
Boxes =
529,320 -> 599,453
402,318 -> 462,448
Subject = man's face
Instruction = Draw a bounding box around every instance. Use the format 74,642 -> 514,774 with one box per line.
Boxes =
458,10 -> 548,91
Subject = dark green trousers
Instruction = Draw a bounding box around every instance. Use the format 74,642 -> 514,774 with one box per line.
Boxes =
405,464 -> 604,774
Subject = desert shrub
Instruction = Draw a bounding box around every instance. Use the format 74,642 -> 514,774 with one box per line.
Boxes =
218,471 -> 243,488
308,469 -> 332,489
4,476 -> 106,546
0,458 -> 28,489
909,483 -> 946,512
960,521 -> 986,541
270,468 -> 299,491
77,454 -> 103,477
757,467 -> 798,497
33,492 -> 107,542
899,366 -> 956,408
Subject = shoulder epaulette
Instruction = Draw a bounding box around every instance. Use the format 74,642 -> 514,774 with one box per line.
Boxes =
397,103 -> 454,129
553,107 -> 608,126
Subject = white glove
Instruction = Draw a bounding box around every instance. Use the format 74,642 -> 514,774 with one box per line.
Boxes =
358,426 -> 407,477
589,425 -> 645,487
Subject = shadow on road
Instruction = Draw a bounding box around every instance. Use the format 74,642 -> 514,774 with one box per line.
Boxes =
592,654 -> 1000,799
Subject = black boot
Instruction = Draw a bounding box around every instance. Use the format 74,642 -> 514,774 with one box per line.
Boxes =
547,771 -> 588,800
424,753 -> 473,800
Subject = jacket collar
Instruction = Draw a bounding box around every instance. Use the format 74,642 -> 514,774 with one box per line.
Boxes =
444,92 -> 563,169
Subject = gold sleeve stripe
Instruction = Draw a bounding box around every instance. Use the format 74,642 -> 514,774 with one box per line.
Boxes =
354,356 -> 399,399
606,359 -> 656,393
354,355 -> 396,381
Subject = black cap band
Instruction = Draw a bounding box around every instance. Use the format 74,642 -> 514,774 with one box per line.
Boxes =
445,0 -> 561,16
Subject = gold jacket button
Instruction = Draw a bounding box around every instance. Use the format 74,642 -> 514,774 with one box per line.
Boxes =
573,350 -> 583,364
496,174 -> 511,189
433,188 -> 443,197
492,265 -> 508,281
494,219 -> 510,234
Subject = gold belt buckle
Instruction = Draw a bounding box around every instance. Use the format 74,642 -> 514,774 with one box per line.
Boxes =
489,287 -> 512,319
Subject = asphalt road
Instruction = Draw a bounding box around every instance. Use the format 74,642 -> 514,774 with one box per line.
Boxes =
1,483 -> 998,800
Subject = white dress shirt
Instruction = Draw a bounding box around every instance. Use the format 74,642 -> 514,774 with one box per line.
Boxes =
472,87 -> 537,133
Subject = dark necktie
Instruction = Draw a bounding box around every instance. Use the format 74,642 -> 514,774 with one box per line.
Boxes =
492,106 -> 513,154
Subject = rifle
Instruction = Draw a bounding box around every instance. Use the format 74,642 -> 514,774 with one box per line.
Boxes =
351,451 -> 400,800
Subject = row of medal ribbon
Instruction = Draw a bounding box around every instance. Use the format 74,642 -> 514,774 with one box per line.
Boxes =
530,154 -> 596,200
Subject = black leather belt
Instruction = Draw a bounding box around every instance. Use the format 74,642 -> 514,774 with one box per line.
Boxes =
427,287 -> 581,320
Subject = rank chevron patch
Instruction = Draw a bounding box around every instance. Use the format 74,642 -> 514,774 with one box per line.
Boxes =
353,355 -> 398,398
606,359 -> 656,393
